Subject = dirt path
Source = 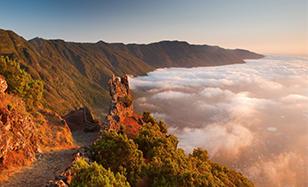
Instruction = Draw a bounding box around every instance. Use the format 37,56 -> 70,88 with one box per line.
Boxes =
0,131 -> 98,187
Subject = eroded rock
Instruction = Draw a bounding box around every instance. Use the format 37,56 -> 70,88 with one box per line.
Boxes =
0,95 -> 38,170
106,74 -> 143,137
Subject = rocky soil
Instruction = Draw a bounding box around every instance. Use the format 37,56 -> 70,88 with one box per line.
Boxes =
0,131 -> 98,187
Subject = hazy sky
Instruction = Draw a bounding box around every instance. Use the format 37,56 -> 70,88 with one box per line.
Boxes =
0,0 -> 307,55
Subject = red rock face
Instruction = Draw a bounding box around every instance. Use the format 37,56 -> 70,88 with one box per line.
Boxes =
0,95 -> 38,170
0,76 -> 41,172
106,75 -> 142,137
0,75 -> 74,174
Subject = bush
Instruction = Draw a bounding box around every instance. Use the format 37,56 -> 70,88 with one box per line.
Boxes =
190,147 -> 209,161
135,118 -> 176,159
87,112 -> 254,187
135,116 -> 194,186
70,157 -> 130,187
0,56 -> 44,110
135,112 -> 253,187
142,112 -> 156,124
89,130 -> 144,185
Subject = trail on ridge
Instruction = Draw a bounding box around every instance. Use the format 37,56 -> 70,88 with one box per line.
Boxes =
0,131 -> 98,187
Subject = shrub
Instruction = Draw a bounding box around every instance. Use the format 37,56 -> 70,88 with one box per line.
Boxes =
0,56 -> 44,110
70,157 -> 130,187
89,130 -> 144,185
87,112 -> 254,187
135,119 -> 177,159
190,147 -> 209,161
142,112 -> 156,124
135,112 -> 253,187
135,117 -> 193,186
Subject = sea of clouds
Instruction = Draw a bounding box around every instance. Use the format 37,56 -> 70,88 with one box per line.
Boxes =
129,56 -> 308,187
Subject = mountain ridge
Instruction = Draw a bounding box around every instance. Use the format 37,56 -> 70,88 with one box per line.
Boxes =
0,28 -> 263,117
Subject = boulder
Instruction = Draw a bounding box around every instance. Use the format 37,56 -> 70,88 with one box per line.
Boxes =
64,107 -> 101,132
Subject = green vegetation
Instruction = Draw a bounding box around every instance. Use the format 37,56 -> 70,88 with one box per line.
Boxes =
90,130 -> 144,186
70,157 -> 130,187
81,112 -> 254,187
0,56 -> 44,110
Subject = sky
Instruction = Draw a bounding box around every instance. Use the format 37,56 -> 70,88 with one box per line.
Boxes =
0,0 -> 307,55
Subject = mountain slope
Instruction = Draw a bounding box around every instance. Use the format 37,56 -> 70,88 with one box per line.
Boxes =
0,29 -> 263,117
110,40 -> 262,67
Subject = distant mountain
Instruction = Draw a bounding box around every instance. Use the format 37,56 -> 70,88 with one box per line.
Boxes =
0,29 -> 263,117
110,40 -> 263,67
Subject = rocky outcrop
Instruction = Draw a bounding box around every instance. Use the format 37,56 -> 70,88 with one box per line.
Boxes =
0,76 -> 74,178
0,79 -> 38,170
47,75 -> 143,186
106,75 -> 142,136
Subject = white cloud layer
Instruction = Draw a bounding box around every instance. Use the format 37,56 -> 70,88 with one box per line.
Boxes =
130,56 -> 308,187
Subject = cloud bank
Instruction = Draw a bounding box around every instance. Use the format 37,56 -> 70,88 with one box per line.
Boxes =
130,56 -> 308,187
